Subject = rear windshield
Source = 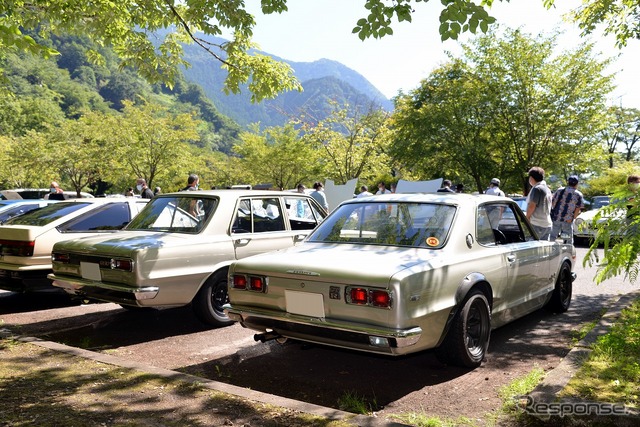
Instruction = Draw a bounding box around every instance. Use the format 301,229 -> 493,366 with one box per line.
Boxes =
126,195 -> 218,233
2,202 -> 90,226
307,202 -> 456,248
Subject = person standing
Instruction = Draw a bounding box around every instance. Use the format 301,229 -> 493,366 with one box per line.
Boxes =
295,183 -> 306,217
357,185 -> 373,198
180,174 -> 199,191
550,175 -> 584,244
437,180 -> 455,193
376,182 -> 391,195
525,167 -> 553,240
136,178 -> 154,199
485,178 -> 506,197
48,181 -> 65,200
310,181 -> 329,213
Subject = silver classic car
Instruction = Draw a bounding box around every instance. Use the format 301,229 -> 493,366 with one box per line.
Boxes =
48,190 -> 326,326
225,193 -> 576,368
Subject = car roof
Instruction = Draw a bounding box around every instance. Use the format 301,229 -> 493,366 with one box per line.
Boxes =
339,192 -> 511,207
155,189 -> 313,197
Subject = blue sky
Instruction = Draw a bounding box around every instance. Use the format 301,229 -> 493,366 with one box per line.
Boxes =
244,0 -> 639,109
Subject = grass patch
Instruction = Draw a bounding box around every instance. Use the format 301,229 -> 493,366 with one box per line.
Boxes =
390,412 -> 475,427
561,298 -> 640,408
336,390 -> 376,415
569,307 -> 608,345
498,366 -> 546,412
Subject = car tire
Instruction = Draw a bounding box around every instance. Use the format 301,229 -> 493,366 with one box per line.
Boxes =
436,290 -> 491,368
192,270 -> 234,327
546,262 -> 572,313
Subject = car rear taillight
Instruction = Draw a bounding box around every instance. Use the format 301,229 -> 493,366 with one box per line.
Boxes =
110,258 -> 133,271
370,290 -> 391,307
346,286 -> 392,308
232,274 -> 267,292
232,274 -> 247,289
0,239 -> 35,257
348,287 -> 368,305
249,276 -> 265,292
51,252 -> 71,263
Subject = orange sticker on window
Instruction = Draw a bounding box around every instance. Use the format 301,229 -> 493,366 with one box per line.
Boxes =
426,237 -> 440,246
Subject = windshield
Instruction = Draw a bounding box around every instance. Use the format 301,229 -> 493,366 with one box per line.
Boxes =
2,202 -> 89,226
126,195 -> 218,233
307,202 -> 456,248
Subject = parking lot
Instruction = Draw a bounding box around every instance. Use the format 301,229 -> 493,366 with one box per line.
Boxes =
0,246 -> 636,421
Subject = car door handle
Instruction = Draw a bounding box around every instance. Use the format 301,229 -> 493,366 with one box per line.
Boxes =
294,234 -> 306,242
234,238 -> 251,246
507,254 -> 516,263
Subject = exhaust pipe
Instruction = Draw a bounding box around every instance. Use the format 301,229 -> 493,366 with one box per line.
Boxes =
254,331 -> 282,343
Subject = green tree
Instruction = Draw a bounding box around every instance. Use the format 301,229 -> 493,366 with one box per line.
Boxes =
301,103 -> 392,185
45,114 -> 117,196
233,124 -> 322,190
390,59 -> 499,193
114,101 -> 201,189
0,132 -> 54,188
390,28 -> 614,194
1,0 -> 300,101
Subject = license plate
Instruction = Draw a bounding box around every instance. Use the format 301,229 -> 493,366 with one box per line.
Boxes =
80,262 -> 101,281
285,290 -> 325,318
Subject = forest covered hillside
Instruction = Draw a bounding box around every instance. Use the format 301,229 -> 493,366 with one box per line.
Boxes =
180,35 -> 393,127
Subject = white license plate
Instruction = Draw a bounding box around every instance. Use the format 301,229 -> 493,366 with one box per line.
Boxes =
285,290 -> 325,318
80,262 -> 101,281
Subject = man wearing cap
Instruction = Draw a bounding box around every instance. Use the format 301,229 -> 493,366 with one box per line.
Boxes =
485,178 -> 505,197
550,175 -> 584,244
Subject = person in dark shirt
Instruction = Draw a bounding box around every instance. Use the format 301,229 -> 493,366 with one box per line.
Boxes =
49,181 -> 65,200
437,179 -> 455,193
136,178 -> 154,199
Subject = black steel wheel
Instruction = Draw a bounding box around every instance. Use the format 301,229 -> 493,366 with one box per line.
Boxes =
436,290 -> 491,368
192,270 -> 234,327
546,262 -> 572,313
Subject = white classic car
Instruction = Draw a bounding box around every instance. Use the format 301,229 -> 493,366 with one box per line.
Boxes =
48,190 -> 327,326
225,193 -> 576,368
572,196 -> 624,245
0,198 -> 148,292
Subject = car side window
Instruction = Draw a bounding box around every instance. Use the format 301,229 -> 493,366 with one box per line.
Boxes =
232,198 -> 285,234
285,196 -> 321,230
59,203 -> 131,232
251,198 -> 285,232
477,205 -> 499,246
478,202 -> 534,244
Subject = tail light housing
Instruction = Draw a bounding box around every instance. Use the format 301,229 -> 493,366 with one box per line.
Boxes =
231,274 -> 267,293
0,240 -> 35,257
110,258 -> 133,271
346,286 -> 392,309
51,252 -> 71,263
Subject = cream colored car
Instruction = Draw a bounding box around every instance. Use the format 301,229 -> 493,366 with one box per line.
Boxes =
0,198 -> 148,292
226,193 -> 576,368
48,190 -> 326,326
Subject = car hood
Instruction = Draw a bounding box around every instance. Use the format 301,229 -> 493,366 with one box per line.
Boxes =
232,243 -> 440,286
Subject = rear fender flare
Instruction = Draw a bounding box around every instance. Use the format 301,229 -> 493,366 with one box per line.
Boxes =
436,272 -> 493,347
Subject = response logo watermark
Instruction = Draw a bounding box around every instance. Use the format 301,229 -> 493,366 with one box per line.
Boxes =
514,395 -> 634,420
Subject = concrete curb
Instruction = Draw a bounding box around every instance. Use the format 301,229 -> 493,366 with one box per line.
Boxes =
525,289 -> 640,424
0,330 -> 407,427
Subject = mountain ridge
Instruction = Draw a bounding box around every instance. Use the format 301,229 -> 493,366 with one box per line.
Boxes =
180,35 -> 393,128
